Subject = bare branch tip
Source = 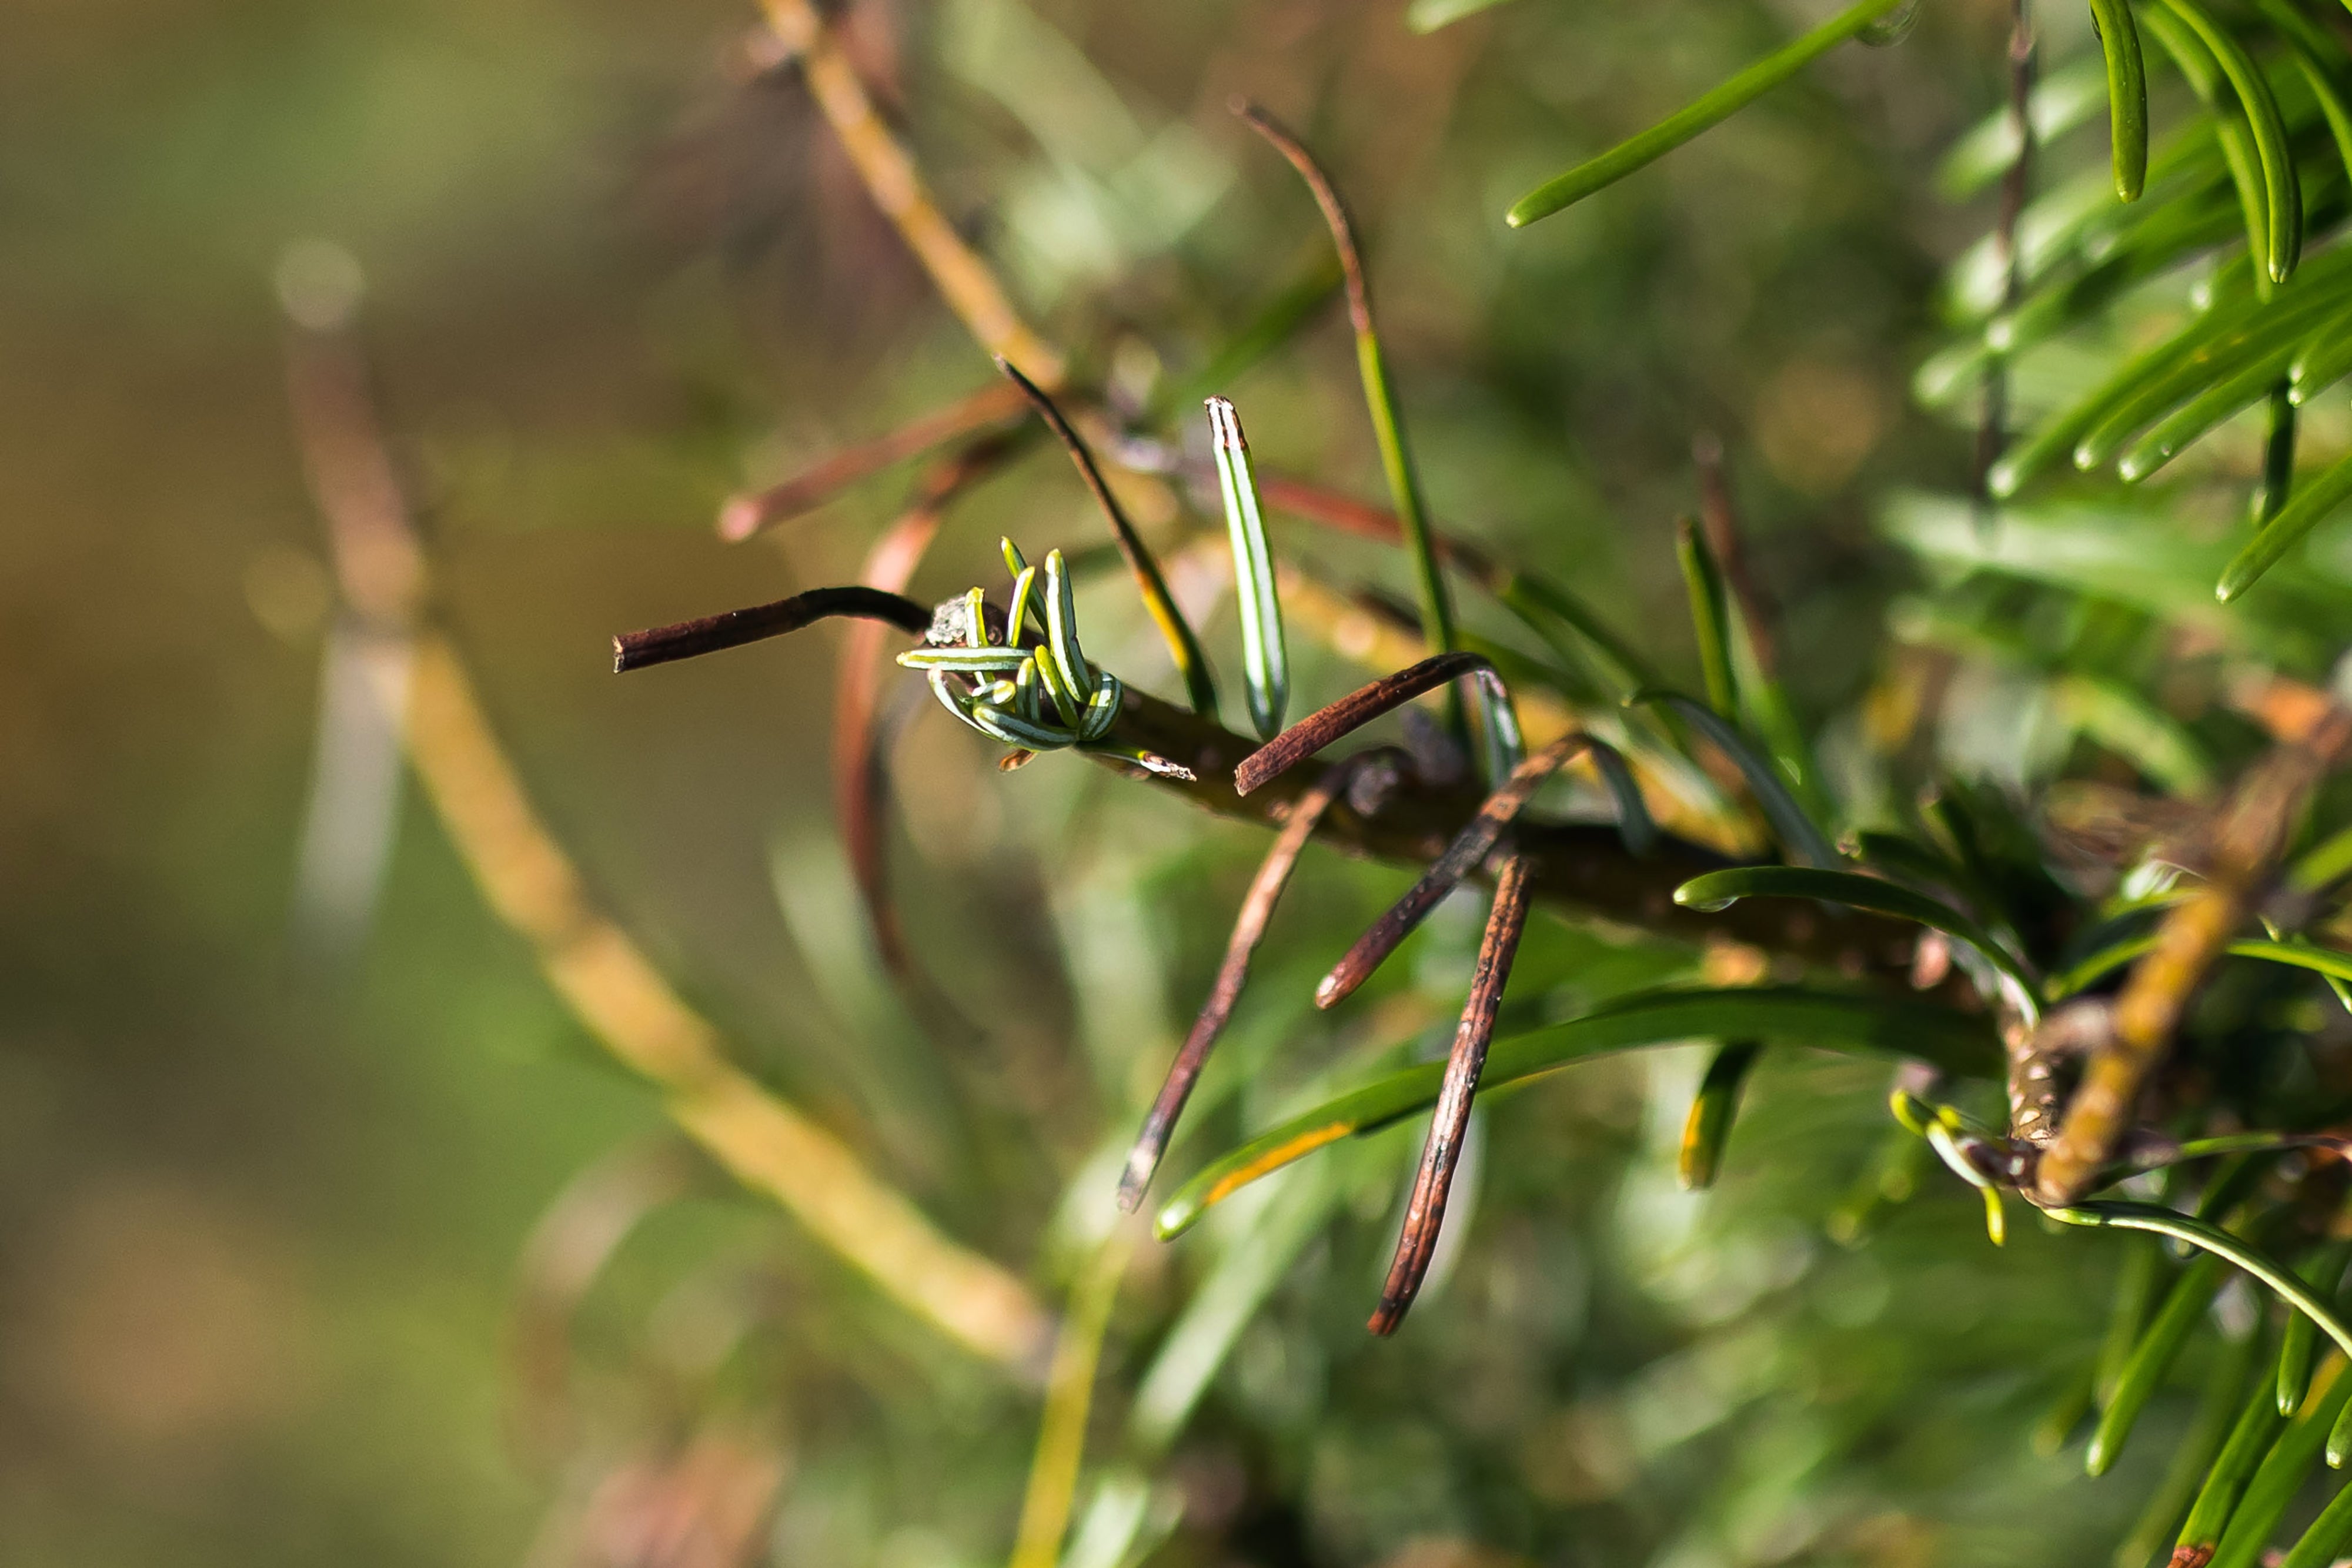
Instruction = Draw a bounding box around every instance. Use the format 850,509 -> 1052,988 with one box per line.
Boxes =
716,495 -> 763,543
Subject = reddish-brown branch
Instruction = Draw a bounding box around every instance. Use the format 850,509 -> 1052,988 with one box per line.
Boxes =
1108,684 -> 1956,987
1316,730 -> 1595,1010
719,382 -> 1029,541
1116,758 -> 1364,1212
1369,848 -> 1533,1336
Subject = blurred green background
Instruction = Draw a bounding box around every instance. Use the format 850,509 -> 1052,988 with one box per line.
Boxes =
0,0 -> 2171,1563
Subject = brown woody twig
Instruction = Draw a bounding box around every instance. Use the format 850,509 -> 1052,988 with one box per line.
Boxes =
2010,997 -> 2111,1150
624,586 -> 1966,994
1106,673 -> 1947,985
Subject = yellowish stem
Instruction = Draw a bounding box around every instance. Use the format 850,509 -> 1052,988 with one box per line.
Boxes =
287,289 -> 1055,1380
1008,1230 -> 1137,1568
398,635 -> 1057,1375
758,0 -> 1063,386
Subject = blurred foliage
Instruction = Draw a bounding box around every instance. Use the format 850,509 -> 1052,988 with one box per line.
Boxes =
26,0 -> 2352,1566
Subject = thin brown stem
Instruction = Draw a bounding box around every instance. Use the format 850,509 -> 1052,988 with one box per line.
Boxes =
719,382 -> 1029,541
997,359 -> 1219,717
1369,848 -> 1533,1336
1116,758 -> 1364,1211
280,255 -> 425,951
1237,653 -> 1497,796
1317,730 -> 1596,1010
613,586 -> 932,673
